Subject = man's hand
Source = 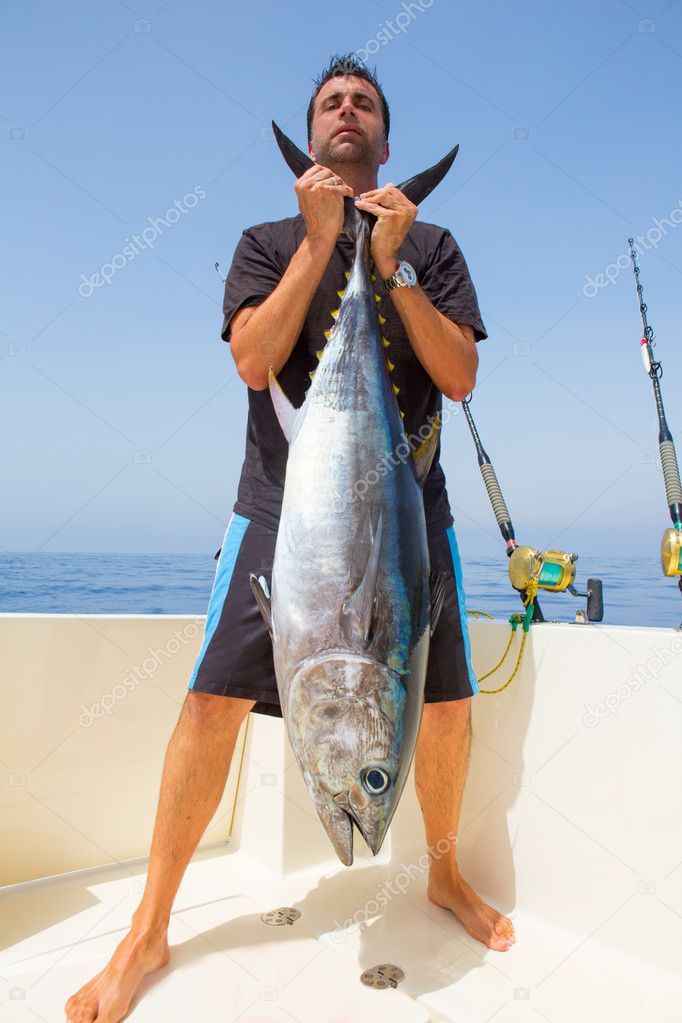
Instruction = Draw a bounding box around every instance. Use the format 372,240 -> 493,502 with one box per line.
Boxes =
353,184 -> 417,279
295,164 -> 354,246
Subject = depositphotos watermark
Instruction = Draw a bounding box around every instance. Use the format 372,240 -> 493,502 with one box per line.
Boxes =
582,200 -> 682,298
352,0 -> 434,61
329,829 -> 458,942
342,396 -> 460,506
582,634 -> 682,727
77,620 -> 202,727
78,186 -> 207,297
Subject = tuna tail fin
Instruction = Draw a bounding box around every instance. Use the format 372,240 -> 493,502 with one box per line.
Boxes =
396,144 -> 460,205
271,120 -> 459,207
271,120 -> 370,243
272,120 -> 314,177
341,509 -> 383,649
412,412 -> 441,486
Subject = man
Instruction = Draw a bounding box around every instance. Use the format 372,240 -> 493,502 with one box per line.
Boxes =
65,53 -> 515,1023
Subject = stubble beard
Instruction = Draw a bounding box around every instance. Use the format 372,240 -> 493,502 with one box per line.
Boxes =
312,132 -> 373,169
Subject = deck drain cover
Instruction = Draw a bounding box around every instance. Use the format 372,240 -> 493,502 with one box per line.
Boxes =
360,964 -> 405,989
261,907 -> 301,926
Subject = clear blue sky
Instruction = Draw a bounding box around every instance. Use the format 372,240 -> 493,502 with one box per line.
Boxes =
2,0 -> 682,561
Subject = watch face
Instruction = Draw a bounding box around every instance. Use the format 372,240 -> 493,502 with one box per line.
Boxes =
399,260 -> 417,286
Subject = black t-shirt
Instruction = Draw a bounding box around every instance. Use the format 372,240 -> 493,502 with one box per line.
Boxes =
221,213 -> 487,538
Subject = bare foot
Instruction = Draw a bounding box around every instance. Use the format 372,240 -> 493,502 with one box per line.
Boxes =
64,926 -> 170,1022
428,870 -> 516,951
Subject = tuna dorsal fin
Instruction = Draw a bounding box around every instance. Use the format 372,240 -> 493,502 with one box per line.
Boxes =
412,413 -> 441,486
268,367 -> 299,443
341,510 -> 383,648
249,573 -> 273,640
396,144 -> 460,205
429,569 -> 447,636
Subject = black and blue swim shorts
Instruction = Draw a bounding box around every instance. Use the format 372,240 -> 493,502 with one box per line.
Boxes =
188,512 -> 479,716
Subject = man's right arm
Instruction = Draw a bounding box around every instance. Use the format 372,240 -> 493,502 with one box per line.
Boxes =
230,234 -> 336,390
229,163 -> 354,391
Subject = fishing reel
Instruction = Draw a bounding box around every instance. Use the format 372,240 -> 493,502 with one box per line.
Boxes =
661,528 -> 682,577
507,545 -> 604,623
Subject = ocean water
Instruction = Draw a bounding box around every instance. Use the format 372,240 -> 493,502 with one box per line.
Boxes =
1,551 -> 679,629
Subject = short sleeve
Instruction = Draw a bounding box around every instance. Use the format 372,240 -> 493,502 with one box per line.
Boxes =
420,230 -> 487,342
220,225 -> 283,342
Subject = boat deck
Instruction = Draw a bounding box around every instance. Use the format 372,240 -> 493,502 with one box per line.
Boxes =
2,615 -> 681,1020
3,840 -> 679,1022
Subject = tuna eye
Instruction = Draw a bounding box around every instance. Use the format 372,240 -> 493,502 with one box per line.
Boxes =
362,767 -> 390,795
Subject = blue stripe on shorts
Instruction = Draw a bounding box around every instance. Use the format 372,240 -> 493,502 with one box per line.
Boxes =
188,512 -> 251,689
445,525 -> 479,695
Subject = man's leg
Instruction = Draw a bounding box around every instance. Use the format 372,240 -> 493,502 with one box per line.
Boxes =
64,691 -> 254,1023
414,698 -> 516,951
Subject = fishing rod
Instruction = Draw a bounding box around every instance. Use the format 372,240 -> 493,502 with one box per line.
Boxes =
628,238 -> 682,606
461,395 -> 603,624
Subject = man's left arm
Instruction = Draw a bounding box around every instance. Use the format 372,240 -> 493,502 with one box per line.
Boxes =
354,185 -> 481,401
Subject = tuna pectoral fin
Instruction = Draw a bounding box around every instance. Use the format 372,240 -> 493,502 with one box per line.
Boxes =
249,573 -> 273,640
430,569 -> 448,636
341,510 -> 383,649
412,413 -> 441,486
268,367 -> 300,444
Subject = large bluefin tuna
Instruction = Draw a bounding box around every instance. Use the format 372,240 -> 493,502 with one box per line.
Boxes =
249,122 -> 460,865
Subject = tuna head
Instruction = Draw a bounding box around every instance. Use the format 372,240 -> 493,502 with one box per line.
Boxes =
286,651 -> 416,866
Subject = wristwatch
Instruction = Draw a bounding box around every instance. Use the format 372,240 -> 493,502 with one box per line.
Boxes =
383,259 -> 417,292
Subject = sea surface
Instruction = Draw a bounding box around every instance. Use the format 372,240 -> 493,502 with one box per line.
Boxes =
1,552 -> 680,629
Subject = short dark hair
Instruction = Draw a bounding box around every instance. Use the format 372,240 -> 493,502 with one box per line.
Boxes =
306,53 -> 390,142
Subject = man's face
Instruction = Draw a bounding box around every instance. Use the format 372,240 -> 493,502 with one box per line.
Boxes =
308,75 -> 389,170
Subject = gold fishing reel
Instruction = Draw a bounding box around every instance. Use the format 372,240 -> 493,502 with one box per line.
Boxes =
507,545 -> 603,622
508,546 -> 577,593
660,528 -> 682,577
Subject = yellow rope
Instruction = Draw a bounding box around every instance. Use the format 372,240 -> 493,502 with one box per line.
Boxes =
477,625 -> 530,694
471,570 -> 540,695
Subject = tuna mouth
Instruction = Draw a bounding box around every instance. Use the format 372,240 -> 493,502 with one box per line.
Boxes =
317,800 -> 355,866
332,791 -> 384,857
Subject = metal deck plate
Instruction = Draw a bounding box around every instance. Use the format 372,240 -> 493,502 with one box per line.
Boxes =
261,907 -> 301,926
360,963 -> 405,989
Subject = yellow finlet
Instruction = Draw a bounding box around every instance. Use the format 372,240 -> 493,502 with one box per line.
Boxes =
386,358 -> 395,371
382,336 -> 390,348
330,309 -> 340,320
324,329 -> 331,339
399,409 -> 405,419
378,314 -> 386,325
371,273 -> 376,281
309,369 -> 316,381
374,295 -> 381,303
392,383 -> 400,395
344,270 -> 350,279
337,289 -> 346,299
315,349 -> 323,359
